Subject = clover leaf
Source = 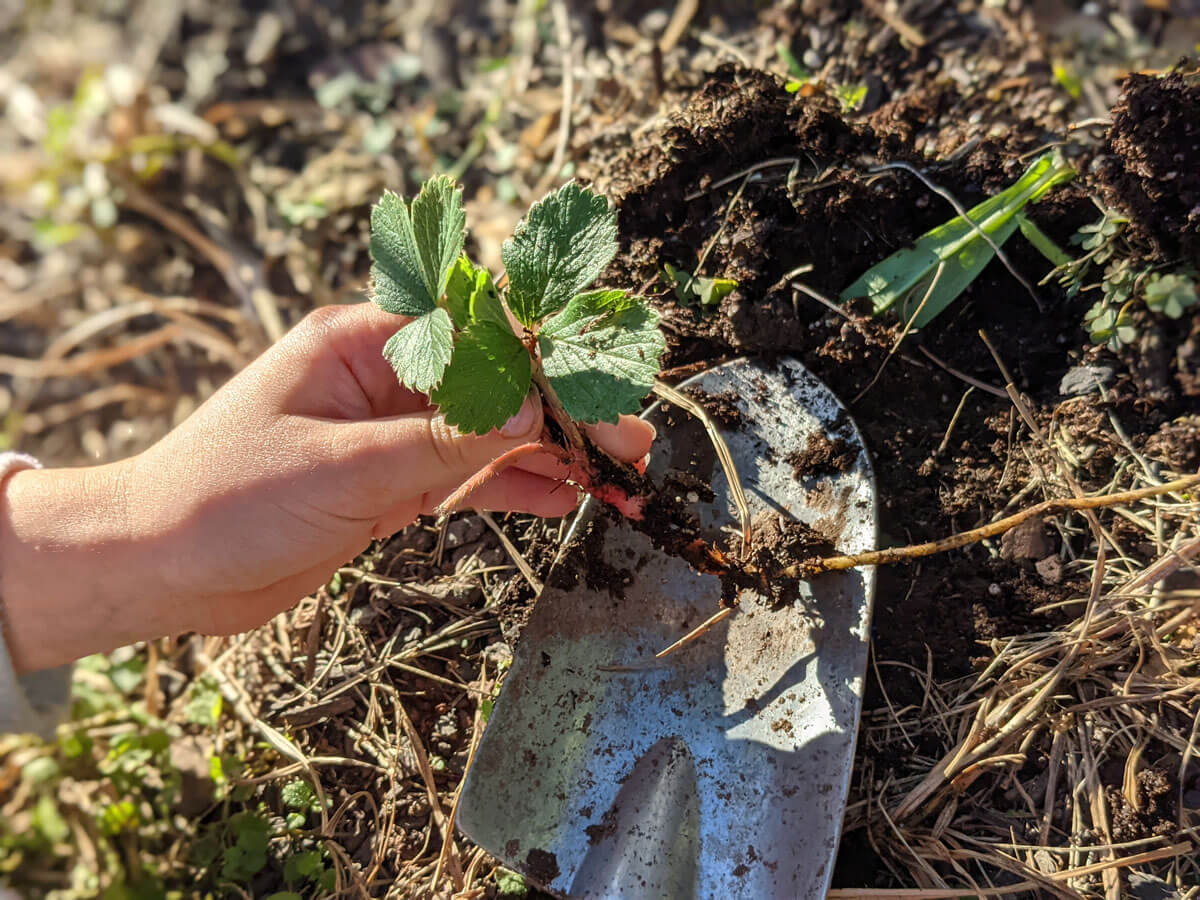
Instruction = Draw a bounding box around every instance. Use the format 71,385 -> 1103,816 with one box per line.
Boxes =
1084,301 -> 1137,351
1143,272 -> 1198,319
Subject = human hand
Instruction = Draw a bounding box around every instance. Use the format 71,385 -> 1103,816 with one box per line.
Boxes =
0,303 -> 654,672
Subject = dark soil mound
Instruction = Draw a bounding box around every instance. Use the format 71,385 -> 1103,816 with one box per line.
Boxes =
574,63 -> 1199,889
581,66 -> 1113,688
1102,71 -> 1200,261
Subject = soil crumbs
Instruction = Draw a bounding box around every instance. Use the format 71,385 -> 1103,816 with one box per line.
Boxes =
786,432 -> 857,480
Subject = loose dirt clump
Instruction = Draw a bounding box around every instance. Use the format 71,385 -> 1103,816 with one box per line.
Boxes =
734,511 -> 835,604
786,432 -> 856,479
523,848 -> 561,885
1106,767 -> 1177,842
1101,71 -> 1200,260
682,387 -> 745,430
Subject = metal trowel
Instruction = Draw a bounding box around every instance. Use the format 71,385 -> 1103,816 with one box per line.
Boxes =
458,357 -> 878,898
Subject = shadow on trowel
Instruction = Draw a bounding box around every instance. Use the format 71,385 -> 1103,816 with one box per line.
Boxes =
457,357 -> 878,899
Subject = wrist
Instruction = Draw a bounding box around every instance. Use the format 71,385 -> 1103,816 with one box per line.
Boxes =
0,459 -> 160,673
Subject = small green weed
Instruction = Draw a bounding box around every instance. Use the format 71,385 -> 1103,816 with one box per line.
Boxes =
20,69 -> 237,252
663,262 -> 738,309
1028,200 -> 1198,349
841,152 -> 1075,326
0,653 -> 340,898
495,867 -> 530,896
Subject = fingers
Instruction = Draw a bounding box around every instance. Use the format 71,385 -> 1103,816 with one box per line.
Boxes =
426,466 -> 581,518
280,302 -> 430,419
368,467 -> 581,539
335,392 -> 545,510
513,414 -> 656,481
585,417 -> 656,462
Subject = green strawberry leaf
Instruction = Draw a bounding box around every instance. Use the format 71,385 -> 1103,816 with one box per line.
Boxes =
539,290 -> 666,424
470,273 -> 511,330
444,255 -> 480,328
431,322 -> 532,434
502,182 -> 618,327
369,175 -> 465,316
382,307 -> 454,393
447,255 -> 512,331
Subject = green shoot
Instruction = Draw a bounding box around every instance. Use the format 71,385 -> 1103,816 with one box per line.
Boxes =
775,41 -> 810,80
841,151 -> 1075,327
1016,213 -> 1072,268
663,262 -> 738,308
836,82 -> 868,111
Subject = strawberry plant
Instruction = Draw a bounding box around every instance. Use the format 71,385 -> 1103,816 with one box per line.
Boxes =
368,176 -> 667,516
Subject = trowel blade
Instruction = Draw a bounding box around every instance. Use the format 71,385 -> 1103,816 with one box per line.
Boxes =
457,357 -> 878,899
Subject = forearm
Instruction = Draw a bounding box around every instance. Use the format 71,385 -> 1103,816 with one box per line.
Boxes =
0,462 -> 157,673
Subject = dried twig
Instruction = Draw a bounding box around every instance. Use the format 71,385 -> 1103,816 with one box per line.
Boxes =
532,0 -> 575,198
789,473 -> 1200,577
659,0 -> 698,52
396,698 -> 464,889
431,661 -> 490,894
653,380 -> 752,554
479,511 -> 544,594
0,324 -> 187,378
654,606 -> 735,659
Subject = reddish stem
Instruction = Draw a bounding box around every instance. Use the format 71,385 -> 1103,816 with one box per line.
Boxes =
435,441 -> 546,516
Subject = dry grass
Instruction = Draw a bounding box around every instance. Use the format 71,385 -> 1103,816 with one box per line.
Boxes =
842,400 -> 1200,899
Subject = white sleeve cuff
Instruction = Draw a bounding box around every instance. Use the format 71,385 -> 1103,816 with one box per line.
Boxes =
0,452 -> 74,738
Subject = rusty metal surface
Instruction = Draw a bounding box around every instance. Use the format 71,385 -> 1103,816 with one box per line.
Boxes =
458,357 -> 877,899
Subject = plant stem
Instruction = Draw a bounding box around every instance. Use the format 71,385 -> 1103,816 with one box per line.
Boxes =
785,472 -> 1200,578
530,361 -> 585,452
435,441 -> 547,516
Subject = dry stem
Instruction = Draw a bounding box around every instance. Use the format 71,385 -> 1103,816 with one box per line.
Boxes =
787,472 -> 1200,577
653,379 -> 753,554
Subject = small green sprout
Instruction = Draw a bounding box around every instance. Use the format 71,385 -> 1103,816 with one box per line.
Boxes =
836,82 -> 869,111
369,176 -> 666,439
1084,300 -> 1138,350
663,262 -> 738,309
1052,61 -> 1083,100
1027,200 -> 1198,348
281,779 -> 320,813
1073,209 -> 1127,257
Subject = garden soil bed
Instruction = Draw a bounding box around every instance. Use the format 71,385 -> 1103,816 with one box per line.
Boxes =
568,65 -> 1199,888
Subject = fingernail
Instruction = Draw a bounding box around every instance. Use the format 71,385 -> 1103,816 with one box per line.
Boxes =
646,422 -> 658,440
501,394 -> 538,437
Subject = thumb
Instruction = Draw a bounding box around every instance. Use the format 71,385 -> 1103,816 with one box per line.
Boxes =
342,392 -> 544,495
